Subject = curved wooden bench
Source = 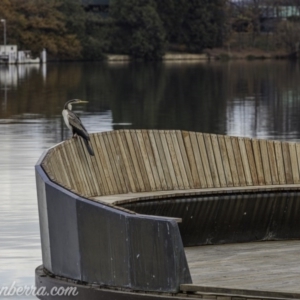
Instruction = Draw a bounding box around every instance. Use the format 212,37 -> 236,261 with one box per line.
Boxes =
36,130 -> 300,294
42,129 -> 300,198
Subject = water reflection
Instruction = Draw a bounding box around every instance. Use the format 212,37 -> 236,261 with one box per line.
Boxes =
1,61 -> 300,140
1,60 -> 300,298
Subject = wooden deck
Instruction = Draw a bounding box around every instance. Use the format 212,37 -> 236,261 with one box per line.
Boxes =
93,184 -> 300,206
183,240 -> 300,298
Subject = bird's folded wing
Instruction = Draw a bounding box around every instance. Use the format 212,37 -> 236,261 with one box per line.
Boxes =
68,113 -> 90,140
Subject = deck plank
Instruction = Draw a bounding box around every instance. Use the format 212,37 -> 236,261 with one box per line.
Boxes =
184,240 -> 300,294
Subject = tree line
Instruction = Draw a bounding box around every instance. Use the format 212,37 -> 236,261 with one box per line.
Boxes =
0,0 -> 300,61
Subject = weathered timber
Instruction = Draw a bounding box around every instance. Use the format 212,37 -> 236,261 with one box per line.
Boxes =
41,130 -> 300,198
182,240 -> 300,298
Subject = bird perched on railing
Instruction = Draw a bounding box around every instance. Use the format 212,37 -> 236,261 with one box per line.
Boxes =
62,99 -> 94,156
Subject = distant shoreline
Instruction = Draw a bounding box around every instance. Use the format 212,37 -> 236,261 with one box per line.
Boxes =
105,49 -> 294,62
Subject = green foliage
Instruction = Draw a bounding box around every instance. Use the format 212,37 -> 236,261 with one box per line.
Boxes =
154,0 -> 187,43
0,0 -> 82,59
60,0 -> 86,40
181,0 -> 226,52
110,0 -> 166,60
154,0 -> 226,53
276,20 -> 300,53
0,0 -> 227,60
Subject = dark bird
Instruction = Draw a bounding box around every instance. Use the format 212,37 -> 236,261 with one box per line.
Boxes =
62,99 -> 95,156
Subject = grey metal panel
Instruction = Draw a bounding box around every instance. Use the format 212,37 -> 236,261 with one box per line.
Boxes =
127,215 -> 191,292
123,192 -> 300,246
76,199 -> 191,292
77,198 -> 130,287
35,266 -> 192,300
45,182 -> 81,280
35,165 -> 52,272
35,152 -> 192,292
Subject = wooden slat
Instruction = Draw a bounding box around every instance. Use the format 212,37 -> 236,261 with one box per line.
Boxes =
77,137 -> 97,196
123,130 -> 146,192
289,142 -> 300,184
153,130 -> 173,190
148,130 -> 168,190
165,131 -> 185,189
191,132 -> 208,188
181,131 -> 200,188
142,130 -> 162,190
72,138 -> 93,196
82,137 -> 103,196
282,142 -> 293,184
48,148 -> 62,184
201,134 -> 220,187
66,140 -> 85,195
136,130 -> 157,191
159,131 -> 179,189
89,134 -> 109,196
176,131 -> 194,188
94,133 -> 115,195
295,143 -> 300,184
80,138 -> 102,197
59,143 -> 75,189
64,140 -> 84,194
211,134 -> 227,187
224,136 -> 239,187
244,139 -> 258,185
218,135 -> 233,187
231,137 -> 246,186
116,130 -> 138,192
98,133 -> 120,194
108,131 -> 132,193
42,152 -> 56,182
252,139 -> 265,185
259,139 -> 272,185
106,131 -> 128,193
267,140 -> 279,185
171,131 -> 190,189
194,133 -> 210,188
274,141 -> 286,184
130,130 -> 152,191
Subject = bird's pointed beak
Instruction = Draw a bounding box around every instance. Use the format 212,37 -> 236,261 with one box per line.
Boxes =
78,100 -> 88,103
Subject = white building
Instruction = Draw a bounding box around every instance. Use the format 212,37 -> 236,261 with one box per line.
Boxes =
0,45 -> 17,63
0,45 -> 46,64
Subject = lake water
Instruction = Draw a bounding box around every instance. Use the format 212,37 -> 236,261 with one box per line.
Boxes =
0,60 -> 300,298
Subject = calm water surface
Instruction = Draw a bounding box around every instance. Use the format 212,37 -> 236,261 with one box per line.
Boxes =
0,60 -> 300,298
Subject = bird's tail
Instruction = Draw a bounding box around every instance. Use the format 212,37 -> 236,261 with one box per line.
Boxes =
83,138 -> 95,156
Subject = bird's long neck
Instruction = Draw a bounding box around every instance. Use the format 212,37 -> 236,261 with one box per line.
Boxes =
64,101 -> 73,110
